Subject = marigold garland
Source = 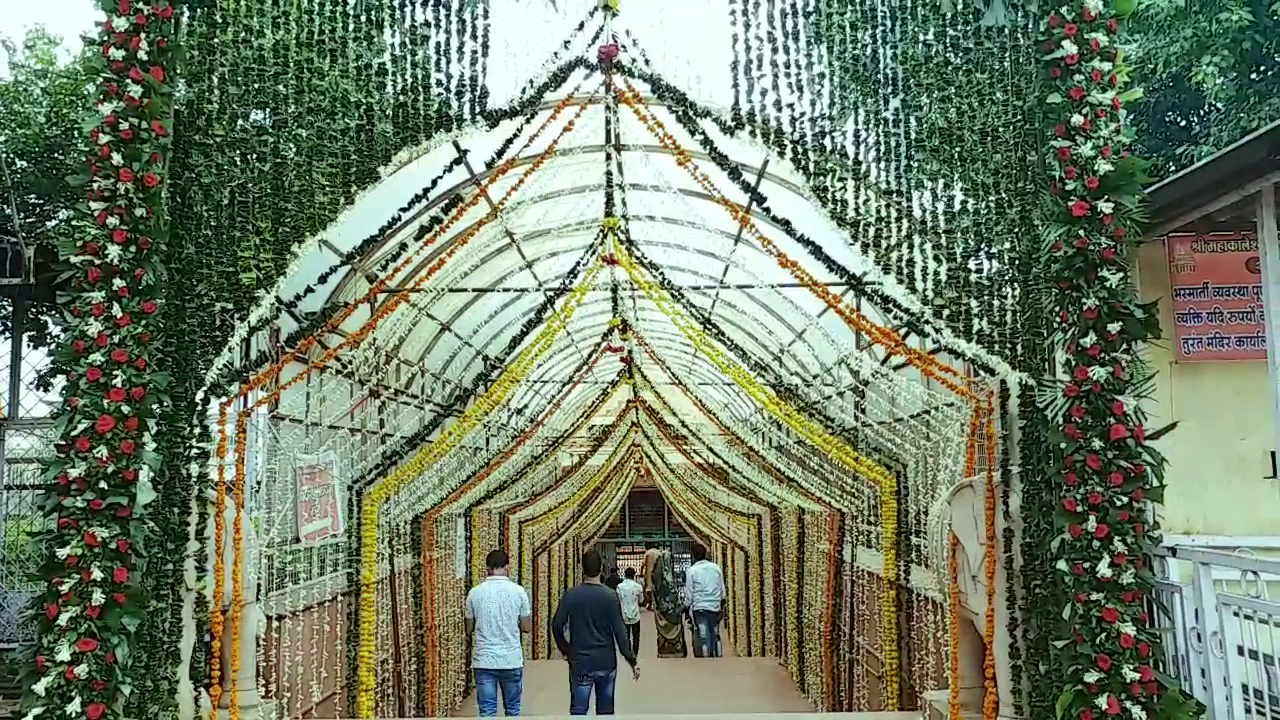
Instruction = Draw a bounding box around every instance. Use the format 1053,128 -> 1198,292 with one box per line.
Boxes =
354,260 -> 603,717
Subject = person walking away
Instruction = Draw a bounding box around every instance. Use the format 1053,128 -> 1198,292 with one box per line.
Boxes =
604,566 -> 622,591
641,542 -> 661,608
465,549 -> 532,716
615,568 -> 644,657
651,550 -> 688,658
685,543 -> 726,658
551,549 -> 640,715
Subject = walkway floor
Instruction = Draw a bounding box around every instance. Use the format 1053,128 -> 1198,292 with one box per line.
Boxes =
456,610 -> 815,716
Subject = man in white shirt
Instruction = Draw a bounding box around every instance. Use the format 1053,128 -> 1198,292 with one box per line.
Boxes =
465,549 -> 532,715
615,568 -> 644,656
684,543 -> 727,658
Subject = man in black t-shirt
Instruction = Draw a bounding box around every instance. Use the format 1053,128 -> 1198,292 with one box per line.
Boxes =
551,549 -> 640,715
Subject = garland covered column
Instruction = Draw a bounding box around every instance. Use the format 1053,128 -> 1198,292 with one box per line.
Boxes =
21,1 -> 179,719
1035,1 -> 1199,719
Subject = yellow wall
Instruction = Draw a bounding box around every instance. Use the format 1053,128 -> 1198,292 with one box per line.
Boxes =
1136,240 -> 1280,535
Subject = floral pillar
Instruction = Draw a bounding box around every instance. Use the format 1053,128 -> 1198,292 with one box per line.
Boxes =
1037,1 -> 1199,719
212,500 -> 264,719
22,1 -> 177,720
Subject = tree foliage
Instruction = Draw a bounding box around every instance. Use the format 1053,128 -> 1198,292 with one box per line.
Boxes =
0,27 -> 92,350
1128,0 -> 1280,177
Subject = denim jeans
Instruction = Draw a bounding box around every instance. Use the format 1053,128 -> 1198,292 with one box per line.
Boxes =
475,667 -> 523,716
692,610 -> 722,658
569,668 -> 617,715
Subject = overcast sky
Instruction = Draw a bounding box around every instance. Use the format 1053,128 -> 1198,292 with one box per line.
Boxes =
1,0 -> 96,65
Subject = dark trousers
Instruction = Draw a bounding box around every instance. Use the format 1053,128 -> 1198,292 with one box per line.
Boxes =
625,621 -> 640,656
569,668 -> 617,715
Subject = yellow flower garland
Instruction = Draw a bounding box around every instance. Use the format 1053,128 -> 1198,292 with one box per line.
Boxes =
613,244 -> 903,705
354,260 -> 602,717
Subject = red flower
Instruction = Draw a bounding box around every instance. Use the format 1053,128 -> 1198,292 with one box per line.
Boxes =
1095,524 -> 1110,539
150,65 -> 166,82
1069,86 -> 1086,102
134,357 -> 147,370
1139,665 -> 1154,682
108,387 -> 126,403
158,2 -> 173,17
116,505 -> 131,518
1063,166 -> 1078,180
46,603 -> 59,620
123,468 -> 137,482
73,339 -> 87,353
1068,523 -> 1083,538
76,637 -> 99,653
120,439 -> 137,455
151,118 -> 168,136
1064,471 -> 1079,486
1085,176 -> 1100,190
1108,423 -> 1129,441
1101,145 -> 1113,159
35,655 -> 46,670
91,302 -> 105,317
117,538 -> 131,553
1134,424 -> 1146,443
96,333 -> 109,348
1070,199 -> 1091,217
1091,69 -> 1103,83
1064,22 -> 1078,36
134,11 -> 146,25
112,228 -> 128,245
130,386 -> 146,401
1108,17 -> 1119,32
87,703 -> 107,720
65,667 -> 77,681
85,605 -> 100,619
1137,641 -> 1151,657
129,67 -> 145,83
111,348 -> 129,363
113,566 -> 129,584
1054,124 -> 1067,137
1100,607 -> 1119,623
87,266 -> 102,284
125,416 -> 139,432
1087,492 -> 1103,506
113,592 -> 127,605
141,300 -> 157,314
90,499 -> 105,510
1048,13 -> 1061,26
116,313 -> 132,327
1096,653 -> 1112,670
1063,497 -> 1079,512
1064,53 -> 1080,66
1073,365 -> 1090,381
87,367 -> 103,382
1084,307 -> 1099,320
1086,454 -> 1103,470
105,651 -> 116,664
1064,383 -> 1080,398
75,436 -> 92,453
143,172 -> 160,188
1082,8 -> 1096,21
1049,66 -> 1062,79
84,532 -> 100,547
1056,146 -> 1072,162
1105,695 -> 1120,716
1119,633 -> 1135,649
1108,471 -> 1124,487
118,167 -> 135,184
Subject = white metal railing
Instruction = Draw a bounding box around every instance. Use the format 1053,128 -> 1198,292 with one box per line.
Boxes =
1153,545 -> 1280,719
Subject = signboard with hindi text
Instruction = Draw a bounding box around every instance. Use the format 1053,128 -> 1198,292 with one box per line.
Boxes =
294,451 -> 345,544
1168,231 -> 1267,361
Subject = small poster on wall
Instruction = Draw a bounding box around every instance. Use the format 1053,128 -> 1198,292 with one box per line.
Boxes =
294,452 -> 345,544
1167,231 -> 1267,361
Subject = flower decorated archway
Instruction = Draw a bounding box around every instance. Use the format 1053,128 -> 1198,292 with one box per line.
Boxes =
22,1 -> 1199,720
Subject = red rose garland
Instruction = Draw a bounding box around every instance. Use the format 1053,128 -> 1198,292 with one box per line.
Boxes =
1040,2 -> 1197,719
24,0 -> 176,718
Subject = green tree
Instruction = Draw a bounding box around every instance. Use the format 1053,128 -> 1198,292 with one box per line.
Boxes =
0,27 -> 91,353
1128,0 -> 1280,177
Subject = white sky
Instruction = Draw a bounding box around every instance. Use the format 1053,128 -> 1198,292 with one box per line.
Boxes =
0,0 -> 96,66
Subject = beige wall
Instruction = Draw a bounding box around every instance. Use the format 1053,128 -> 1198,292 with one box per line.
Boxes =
1136,239 -> 1280,535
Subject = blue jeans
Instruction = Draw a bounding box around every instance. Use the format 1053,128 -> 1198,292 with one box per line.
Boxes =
569,668 -> 617,715
475,667 -> 523,716
692,610 -> 722,657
